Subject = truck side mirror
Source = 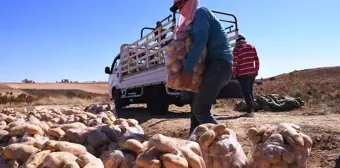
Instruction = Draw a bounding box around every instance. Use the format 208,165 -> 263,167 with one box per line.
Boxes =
105,67 -> 111,74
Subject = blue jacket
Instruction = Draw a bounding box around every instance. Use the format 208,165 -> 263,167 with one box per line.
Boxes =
184,7 -> 233,73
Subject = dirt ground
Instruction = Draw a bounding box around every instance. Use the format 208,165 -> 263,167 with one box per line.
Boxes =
116,103 -> 340,168
1,83 -> 109,94
1,67 -> 339,167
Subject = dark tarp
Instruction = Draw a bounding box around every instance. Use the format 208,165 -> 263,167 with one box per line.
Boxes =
235,94 -> 305,112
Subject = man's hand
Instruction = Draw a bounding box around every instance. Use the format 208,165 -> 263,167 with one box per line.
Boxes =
180,71 -> 193,88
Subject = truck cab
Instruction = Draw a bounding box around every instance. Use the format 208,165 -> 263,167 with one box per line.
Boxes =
105,9 -> 243,114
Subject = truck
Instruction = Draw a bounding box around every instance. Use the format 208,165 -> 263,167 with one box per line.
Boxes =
105,9 -> 243,114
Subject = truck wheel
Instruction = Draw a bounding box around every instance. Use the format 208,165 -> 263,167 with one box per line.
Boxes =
146,86 -> 169,114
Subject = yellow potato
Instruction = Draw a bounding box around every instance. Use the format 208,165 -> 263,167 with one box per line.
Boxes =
4,143 -> 39,162
118,138 -> 143,153
213,124 -> 227,136
149,134 -> 178,153
22,150 -> 51,168
300,132 -> 313,148
136,153 -> 161,168
198,130 -> 216,147
160,153 -> 189,168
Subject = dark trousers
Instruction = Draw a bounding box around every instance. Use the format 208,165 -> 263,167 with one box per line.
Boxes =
189,60 -> 232,135
237,76 -> 256,113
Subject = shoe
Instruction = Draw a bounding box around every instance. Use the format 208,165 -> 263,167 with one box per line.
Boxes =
240,112 -> 255,118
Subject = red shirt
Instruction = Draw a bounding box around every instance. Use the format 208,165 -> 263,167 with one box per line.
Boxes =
232,42 -> 260,77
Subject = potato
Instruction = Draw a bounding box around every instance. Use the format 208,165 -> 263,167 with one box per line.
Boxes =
76,152 -> 97,167
101,125 -> 121,142
185,36 -> 192,52
171,60 -> 182,73
193,64 -> 205,75
180,147 -> 204,168
55,141 -> 87,156
213,124 -> 227,136
25,125 -> 44,135
166,54 -> 177,65
109,141 -> 119,151
9,125 -> 26,136
194,125 -> 210,136
198,130 -> 215,147
267,134 -> 284,144
160,153 -> 189,168
41,140 -> 59,152
120,153 -> 135,168
40,152 -> 78,168
22,150 -> 51,168
212,158 -> 223,168
126,119 -> 138,126
282,149 -> 295,163
280,126 -> 304,149
271,160 -> 288,168
6,160 -> 20,168
300,133 -> 313,148
119,138 -> 143,153
173,74 -> 183,89
48,127 -> 65,139
247,128 -> 261,145
83,158 -> 104,168
87,130 -> 110,148
4,143 -> 39,162
149,134 -> 178,153
63,161 -> 80,168
192,74 -> 202,85
0,130 -> 10,142
100,150 -> 124,168
65,128 -> 87,144
177,48 -> 187,60
60,122 -> 87,131
263,125 -> 278,142
257,125 -> 271,136
136,153 -> 161,168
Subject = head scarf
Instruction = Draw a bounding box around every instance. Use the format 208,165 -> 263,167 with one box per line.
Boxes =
174,0 -> 199,38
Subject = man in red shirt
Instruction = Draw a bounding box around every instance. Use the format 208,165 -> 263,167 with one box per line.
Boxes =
232,34 -> 260,117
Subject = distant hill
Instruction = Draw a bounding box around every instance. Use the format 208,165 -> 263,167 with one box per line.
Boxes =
255,66 -> 340,104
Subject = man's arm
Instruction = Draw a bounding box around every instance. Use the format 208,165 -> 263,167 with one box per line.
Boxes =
232,48 -> 239,77
254,47 -> 260,74
183,9 -> 210,73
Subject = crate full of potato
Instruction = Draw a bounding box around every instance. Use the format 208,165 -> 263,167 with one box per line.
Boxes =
247,123 -> 313,168
189,123 -> 248,168
165,34 -> 207,92
136,133 -> 206,168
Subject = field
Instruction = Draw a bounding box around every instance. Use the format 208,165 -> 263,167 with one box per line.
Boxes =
0,66 -> 339,167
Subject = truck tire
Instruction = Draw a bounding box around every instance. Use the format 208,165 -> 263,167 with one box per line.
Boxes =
146,85 -> 169,114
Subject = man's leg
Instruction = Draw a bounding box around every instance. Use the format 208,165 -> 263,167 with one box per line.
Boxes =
238,76 -> 254,117
191,60 -> 232,127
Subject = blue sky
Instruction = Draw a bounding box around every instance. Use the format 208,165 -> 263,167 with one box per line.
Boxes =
0,0 -> 339,82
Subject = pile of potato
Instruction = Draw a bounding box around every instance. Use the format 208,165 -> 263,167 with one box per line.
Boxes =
247,123 -> 313,167
165,34 -> 207,92
136,134 -> 206,168
189,123 -> 248,168
0,107 -> 146,168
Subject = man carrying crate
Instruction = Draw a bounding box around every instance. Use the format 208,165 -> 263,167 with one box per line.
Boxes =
170,0 -> 234,135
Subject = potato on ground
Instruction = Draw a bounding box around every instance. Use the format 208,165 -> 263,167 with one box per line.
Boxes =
118,138 -> 143,153
100,150 -> 124,168
63,161 -> 80,168
55,141 -> 87,156
76,152 -> 97,167
22,150 -> 51,168
83,158 -> 104,168
4,143 -> 39,162
160,153 -> 189,168
87,130 -> 110,148
40,151 -> 78,168
6,160 -> 20,168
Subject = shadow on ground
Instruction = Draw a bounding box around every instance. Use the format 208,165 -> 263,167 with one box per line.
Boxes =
117,107 -> 242,125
